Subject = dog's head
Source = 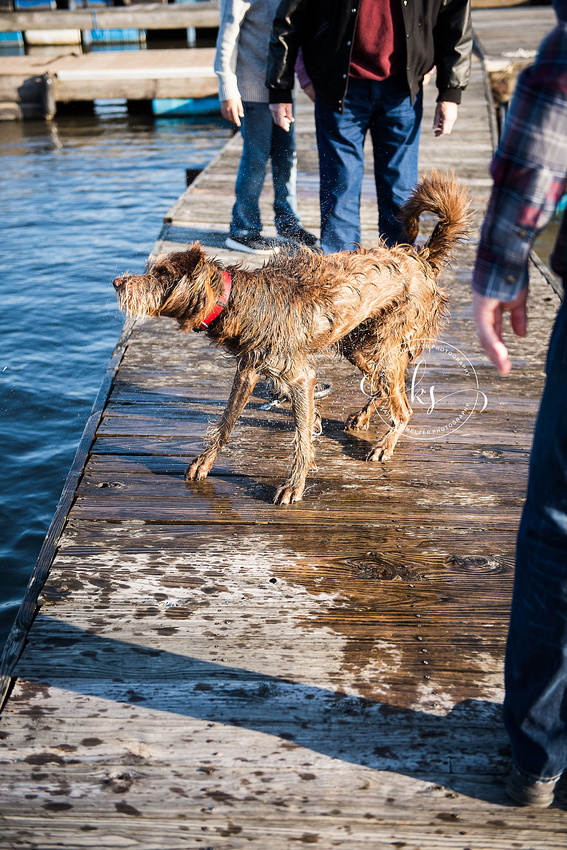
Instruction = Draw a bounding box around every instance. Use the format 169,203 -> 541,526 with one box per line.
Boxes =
113,243 -> 213,330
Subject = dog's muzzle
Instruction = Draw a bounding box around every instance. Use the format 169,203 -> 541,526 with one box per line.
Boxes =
113,274 -> 130,291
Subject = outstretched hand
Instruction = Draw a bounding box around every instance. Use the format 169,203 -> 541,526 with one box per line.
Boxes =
473,289 -> 528,376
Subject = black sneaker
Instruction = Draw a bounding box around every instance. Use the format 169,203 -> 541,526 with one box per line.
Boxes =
226,234 -> 280,255
506,767 -> 559,808
314,381 -> 332,399
279,225 -> 320,248
266,382 -> 332,404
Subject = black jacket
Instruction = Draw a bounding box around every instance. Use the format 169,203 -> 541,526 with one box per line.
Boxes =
266,0 -> 473,112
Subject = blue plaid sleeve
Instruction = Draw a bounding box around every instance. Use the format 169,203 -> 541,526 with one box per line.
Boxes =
472,23 -> 567,301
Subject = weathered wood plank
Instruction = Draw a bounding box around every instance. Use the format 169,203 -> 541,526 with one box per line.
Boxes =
472,6 -> 556,60
0,2 -> 220,33
70,475 -> 526,527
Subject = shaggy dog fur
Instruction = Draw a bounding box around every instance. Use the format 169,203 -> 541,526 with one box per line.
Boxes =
114,173 -> 470,504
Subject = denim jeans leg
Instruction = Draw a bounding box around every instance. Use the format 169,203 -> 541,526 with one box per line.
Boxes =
231,102 -> 272,238
271,105 -> 300,235
315,82 -> 370,253
503,296 -> 567,781
369,81 -> 422,247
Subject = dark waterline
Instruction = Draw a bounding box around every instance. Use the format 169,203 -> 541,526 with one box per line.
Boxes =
0,103 -> 231,651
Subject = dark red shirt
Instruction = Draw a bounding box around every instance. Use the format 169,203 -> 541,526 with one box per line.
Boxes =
350,0 -> 406,81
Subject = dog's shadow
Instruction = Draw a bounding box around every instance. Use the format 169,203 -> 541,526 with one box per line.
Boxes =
109,379 -> 394,504
247,380 -> 391,464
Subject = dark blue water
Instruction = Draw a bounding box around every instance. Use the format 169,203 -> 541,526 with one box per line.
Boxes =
0,103 -> 230,651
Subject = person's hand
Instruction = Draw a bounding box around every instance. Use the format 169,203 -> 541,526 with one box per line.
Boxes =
473,288 -> 528,376
269,103 -> 294,132
302,82 -> 316,102
433,101 -> 458,136
221,97 -> 244,127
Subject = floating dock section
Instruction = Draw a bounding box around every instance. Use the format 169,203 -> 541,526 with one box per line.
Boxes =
0,2 -> 220,118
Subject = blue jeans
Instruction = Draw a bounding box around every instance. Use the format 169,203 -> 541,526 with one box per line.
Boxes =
503,294 -> 567,781
231,101 -> 300,238
315,77 -> 423,253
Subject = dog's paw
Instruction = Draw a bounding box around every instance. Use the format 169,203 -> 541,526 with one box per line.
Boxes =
312,410 -> 322,436
344,412 -> 370,431
366,439 -> 394,462
185,455 -> 214,481
273,482 -> 304,505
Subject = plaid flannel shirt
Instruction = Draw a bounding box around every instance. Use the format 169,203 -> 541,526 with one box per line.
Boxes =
472,20 -> 567,301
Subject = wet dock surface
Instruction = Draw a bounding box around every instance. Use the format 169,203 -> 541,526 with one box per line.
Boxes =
1,7 -> 566,848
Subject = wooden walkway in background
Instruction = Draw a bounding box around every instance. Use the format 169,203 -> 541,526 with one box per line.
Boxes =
0,2 -> 220,118
1,7 -> 565,848
0,48 -> 218,119
0,2 -> 220,34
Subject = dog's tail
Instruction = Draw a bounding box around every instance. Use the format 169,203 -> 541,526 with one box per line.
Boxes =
401,172 -> 471,277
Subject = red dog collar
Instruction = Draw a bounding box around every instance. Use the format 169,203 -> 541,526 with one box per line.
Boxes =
198,271 -> 232,331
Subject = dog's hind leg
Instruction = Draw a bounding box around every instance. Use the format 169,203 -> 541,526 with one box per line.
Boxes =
366,359 -> 412,462
273,366 -> 317,505
345,397 -> 383,432
344,347 -> 386,432
185,363 -> 259,482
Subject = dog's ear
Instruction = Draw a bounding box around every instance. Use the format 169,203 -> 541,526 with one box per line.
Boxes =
154,244 -> 206,277
174,260 -> 216,331
147,251 -> 169,271
180,243 -> 207,274
157,245 -> 215,330
147,244 -> 205,275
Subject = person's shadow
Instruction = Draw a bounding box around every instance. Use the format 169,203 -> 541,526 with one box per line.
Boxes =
12,618 -> 566,809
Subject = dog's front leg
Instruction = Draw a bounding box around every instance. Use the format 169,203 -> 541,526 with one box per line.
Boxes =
185,364 -> 259,483
274,368 -> 317,505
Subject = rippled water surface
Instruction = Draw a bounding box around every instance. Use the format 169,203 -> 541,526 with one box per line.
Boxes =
0,104 -> 230,650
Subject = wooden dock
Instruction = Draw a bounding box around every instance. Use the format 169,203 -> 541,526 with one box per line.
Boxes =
473,4 -> 559,116
0,2 -> 220,119
1,6 -> 565,847
0,47 -> 219,119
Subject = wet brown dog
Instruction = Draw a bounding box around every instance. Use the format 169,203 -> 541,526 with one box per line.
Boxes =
114,173 -> 469,504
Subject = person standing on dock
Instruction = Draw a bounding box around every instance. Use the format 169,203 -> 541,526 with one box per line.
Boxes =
215,0 -> 318,255
471,0 -> 567,808
265,0 -> 473,254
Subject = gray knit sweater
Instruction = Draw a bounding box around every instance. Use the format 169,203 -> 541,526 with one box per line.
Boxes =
214,0 -> 284,103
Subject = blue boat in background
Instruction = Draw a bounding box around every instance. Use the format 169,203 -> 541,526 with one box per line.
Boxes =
153,94 -> 220,117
